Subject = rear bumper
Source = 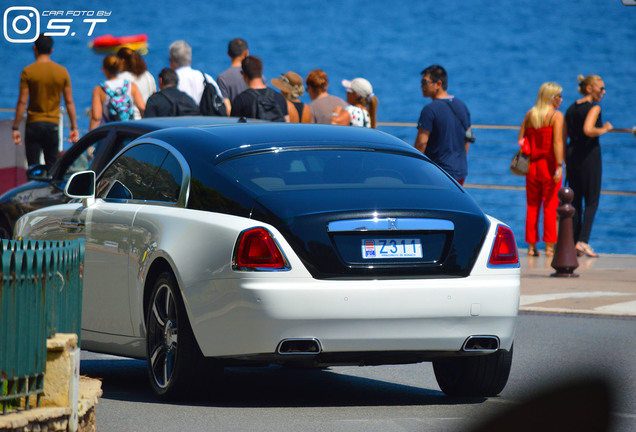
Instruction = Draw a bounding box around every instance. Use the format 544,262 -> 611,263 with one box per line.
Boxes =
186,271 -> 519,360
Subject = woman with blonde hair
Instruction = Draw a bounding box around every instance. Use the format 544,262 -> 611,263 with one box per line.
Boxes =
271,71 -> 312,123
518,82 -> 564,256
331,77 -> 378,128
564,75 -> 613,257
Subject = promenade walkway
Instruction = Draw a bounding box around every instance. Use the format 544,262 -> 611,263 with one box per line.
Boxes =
519,252 -> 636,317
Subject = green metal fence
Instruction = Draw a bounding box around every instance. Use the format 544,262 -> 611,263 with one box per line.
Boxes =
0,239 -> 84,414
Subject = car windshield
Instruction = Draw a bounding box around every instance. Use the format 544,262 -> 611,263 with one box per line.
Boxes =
64,138 -> 105,178
217,148 -> 457,193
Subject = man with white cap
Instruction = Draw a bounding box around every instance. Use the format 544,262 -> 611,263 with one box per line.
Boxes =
331,77 -> 378,128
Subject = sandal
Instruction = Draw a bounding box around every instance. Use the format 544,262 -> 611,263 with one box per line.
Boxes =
576,242 -> 598,258
575,245 -> 584,257
545,243 -> 555,257
528,245 -> 540,257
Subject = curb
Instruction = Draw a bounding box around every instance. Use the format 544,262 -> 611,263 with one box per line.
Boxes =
0,377 -> 101,432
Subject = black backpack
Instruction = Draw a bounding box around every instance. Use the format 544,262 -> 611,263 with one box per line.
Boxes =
199,72 -> 227,117
158,90 -> 200,117
246,88 -> 286,122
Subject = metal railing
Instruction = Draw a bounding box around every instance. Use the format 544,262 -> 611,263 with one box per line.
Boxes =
0,239 -> 84,414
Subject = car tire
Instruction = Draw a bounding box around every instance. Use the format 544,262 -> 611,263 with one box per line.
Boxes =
145,271 -> 204,400
433,345 -> 513,397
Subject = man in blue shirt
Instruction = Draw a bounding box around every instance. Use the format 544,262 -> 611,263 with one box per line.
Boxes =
415,65 -> 474,185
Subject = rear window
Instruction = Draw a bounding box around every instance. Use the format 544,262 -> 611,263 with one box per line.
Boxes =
217,149 -> 457,193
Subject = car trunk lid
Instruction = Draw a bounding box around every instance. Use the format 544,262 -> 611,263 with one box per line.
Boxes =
251,187 -> 489,279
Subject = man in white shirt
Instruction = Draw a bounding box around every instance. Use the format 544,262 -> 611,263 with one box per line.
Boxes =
168,40 -> 229,114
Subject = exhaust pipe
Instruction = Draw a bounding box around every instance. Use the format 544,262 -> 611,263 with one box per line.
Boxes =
277,338 -> 322,355
462,335 -> 500,352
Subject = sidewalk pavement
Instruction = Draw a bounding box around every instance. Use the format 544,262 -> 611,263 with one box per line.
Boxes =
519,252 -> 636,317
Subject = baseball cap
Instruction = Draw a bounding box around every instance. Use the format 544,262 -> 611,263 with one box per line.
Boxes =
341,78 -> 374,99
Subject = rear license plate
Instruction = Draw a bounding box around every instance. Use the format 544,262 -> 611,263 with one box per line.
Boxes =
361,239 -> 423,259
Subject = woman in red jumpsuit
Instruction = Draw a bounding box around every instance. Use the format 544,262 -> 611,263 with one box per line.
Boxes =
518,82 -> 565,256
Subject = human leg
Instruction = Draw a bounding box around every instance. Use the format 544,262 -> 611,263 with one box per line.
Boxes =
525,167 -> 541,253
542,177 -> 561,244
40,122 -> 60,170
566,169 -> 583,243
24,122 -> 43,167
578,156 -> 602,244
23,121 -> 60,169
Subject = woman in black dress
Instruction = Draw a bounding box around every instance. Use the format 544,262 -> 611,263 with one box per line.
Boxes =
564,75 -> 613,257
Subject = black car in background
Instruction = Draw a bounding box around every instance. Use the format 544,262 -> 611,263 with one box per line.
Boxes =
0,117 -> 250,238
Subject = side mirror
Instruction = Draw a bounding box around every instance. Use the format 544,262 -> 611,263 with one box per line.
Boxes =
26,164 -> 49,180
65,170 -> 95,207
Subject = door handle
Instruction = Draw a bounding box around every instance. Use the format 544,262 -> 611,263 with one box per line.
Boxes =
59,220 -> 85,230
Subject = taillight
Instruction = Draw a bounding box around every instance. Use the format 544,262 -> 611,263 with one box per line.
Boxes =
488,225 -> 519,267
233,227 -> 289,271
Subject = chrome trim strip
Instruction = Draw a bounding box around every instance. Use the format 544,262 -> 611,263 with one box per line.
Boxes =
327,218 -> 454,232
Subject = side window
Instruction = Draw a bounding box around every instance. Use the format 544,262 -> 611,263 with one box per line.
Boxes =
149,152 -> 183,203
91,134 -> 137,171
62,133 -> 138,180
96,143 -> 183,203
63,134 -> 108,179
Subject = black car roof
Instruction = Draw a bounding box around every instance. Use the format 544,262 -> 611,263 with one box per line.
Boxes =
133,123 -> 421,164
102,116 -> 253,133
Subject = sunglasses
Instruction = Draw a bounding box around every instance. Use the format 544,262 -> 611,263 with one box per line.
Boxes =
421,79 -> 437,85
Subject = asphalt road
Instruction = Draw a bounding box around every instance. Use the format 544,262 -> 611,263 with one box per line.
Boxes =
81,313 -> 636,432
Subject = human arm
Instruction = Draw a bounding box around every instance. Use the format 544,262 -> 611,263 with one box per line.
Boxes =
330,106 -> 350,126
301,104 -> 312,123
62,84 -> 79,142
414,128 -> 430,154
89,85 -> 103,131
518,111 -> 531,143
551,110 -> 565,182
464,127 -> 472,154
12,86 -> 29,145
130,82 -> 145,117
583,105 -> 613,137
223,98 -> 231,116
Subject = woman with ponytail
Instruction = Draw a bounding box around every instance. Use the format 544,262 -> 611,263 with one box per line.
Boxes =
518,82 -> 565,257
331,77 -> 378,128
564,75 -> 613,257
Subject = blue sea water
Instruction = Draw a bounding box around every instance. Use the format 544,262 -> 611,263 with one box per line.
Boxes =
1,0 -> 635,254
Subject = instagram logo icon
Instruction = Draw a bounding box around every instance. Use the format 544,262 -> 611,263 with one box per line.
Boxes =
3,6 -> 40,43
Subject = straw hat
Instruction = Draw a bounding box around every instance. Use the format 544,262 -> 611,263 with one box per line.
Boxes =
271,71 -> 305,99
